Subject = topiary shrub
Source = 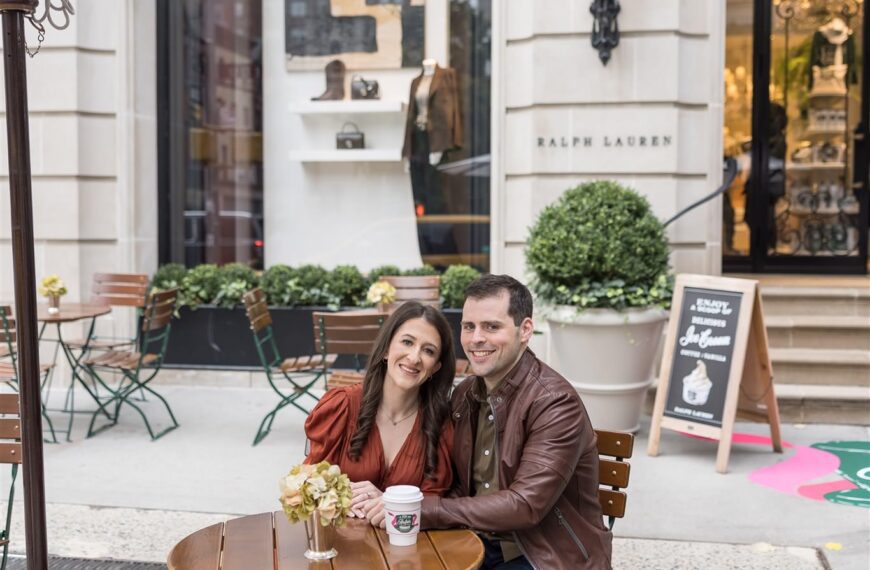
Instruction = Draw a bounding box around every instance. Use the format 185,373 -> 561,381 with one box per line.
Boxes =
366,264 -> 402,286
403,264 -> 439,276
440,265 -> 481,308
525,180 -> 672,310
180,264 -> 222,308
214,263 -> 259,308
150,263 -> 187,292
260,264 -> 296,305
328,265 -> 367,307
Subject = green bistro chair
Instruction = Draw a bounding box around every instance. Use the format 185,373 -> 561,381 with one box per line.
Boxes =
0,393 -> 21,570
311,310 -> 386,391
0,306 -> 59,443
242,288 -> 335,446
82,288 -> 180,440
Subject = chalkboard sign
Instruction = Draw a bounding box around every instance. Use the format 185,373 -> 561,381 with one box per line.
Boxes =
648,275 -> 782,473
662,287 -> 742,427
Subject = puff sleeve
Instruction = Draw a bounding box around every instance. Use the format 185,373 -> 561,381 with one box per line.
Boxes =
304,387 -> 352,465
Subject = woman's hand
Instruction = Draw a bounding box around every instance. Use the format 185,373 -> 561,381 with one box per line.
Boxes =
365,499 -> 386,529
349,481 -> 382,518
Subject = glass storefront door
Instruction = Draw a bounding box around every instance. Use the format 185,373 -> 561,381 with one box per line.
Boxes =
723,0 -> 869,273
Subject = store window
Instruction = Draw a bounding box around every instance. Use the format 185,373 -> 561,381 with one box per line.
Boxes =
723,0 -> 868,272
158,0 -> 264,269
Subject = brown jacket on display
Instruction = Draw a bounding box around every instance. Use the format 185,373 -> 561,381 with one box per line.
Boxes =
401,65 -> 463,158
421,349 -> 613,569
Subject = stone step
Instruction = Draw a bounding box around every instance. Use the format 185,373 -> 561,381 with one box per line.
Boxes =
765,315 -> 870,350
774,384 -> 870,425
769,347 -> 870,387
760,286 -> 870,317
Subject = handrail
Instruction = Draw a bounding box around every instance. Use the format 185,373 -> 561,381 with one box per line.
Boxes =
663,157 -> 738,228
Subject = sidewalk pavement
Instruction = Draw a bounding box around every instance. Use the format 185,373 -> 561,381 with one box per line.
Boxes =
0,384 -> 867,569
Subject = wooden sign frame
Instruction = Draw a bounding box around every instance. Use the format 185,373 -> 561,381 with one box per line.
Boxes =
647,274 -> 782,473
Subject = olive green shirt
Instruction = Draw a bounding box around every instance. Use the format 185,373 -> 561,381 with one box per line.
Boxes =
471,379 -> 522,562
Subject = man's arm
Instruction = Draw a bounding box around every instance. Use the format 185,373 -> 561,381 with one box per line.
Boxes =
422,390 -> 591,532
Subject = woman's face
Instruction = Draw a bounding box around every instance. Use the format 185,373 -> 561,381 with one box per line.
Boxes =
384,317 -> 443,393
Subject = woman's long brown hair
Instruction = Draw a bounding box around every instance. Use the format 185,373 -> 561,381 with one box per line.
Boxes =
347,302 -> 456,479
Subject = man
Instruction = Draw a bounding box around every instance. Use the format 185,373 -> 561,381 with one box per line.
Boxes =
422,274 -> 611,569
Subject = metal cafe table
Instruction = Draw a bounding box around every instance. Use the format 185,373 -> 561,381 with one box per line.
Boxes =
37,303 -> 112,440
168,512 -> 484,570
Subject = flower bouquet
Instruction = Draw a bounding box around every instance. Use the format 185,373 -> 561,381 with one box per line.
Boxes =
366,280 -> 397,312
279,461 -> 352,560
38,275 -> 68,314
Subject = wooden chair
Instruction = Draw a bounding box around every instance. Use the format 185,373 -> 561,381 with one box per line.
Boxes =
312,311 -> 386,390
82,289 -> 179,440
0,394 -> 21,570
242,288 -> 336,445
65,272 -> 150,351
0,307 -> 58,443
378,275 -> 441,309
594,429 -> 634,530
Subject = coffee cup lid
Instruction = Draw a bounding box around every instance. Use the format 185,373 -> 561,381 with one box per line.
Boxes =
383,485 -> 423,503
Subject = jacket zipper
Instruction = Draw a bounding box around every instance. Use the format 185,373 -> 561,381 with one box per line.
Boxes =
555,507 -> 589,561
490,396 -> 538,570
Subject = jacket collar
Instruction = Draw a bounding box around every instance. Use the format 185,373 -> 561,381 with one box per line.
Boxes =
466,347 -> 536,403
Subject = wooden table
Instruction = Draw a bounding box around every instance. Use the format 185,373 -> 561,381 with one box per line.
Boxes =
168,512 -> 484,570
37,302 -> 112,440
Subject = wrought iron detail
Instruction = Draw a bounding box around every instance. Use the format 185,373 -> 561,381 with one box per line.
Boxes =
23,0 -> 74,57
590,0 -> 620,66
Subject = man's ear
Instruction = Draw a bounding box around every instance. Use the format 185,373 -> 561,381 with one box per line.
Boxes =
519,317 -> 534,344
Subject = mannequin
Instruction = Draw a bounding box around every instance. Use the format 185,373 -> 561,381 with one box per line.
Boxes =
401,59 -> 464,256
808,17 -> 856,92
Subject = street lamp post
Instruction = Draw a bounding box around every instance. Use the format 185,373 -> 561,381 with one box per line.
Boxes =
0,1 -> 74,567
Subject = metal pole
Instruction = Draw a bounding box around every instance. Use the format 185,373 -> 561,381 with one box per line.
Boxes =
1,2 -> 49,568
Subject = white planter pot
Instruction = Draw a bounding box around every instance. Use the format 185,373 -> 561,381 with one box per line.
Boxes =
547,306 -> 668,432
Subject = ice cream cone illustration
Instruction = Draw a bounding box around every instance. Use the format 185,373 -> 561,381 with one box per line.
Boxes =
682,360 -> 713,406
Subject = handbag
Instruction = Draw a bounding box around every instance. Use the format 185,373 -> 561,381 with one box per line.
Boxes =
336,122 -> 365,149
350,75 -> 380,100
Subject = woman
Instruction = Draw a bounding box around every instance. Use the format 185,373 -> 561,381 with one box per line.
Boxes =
304,301 -> 456,527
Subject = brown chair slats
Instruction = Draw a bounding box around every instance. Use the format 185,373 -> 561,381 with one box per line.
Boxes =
326,370 -> 366,390
320,339 -> 378,354
0,394 -> 18,415
598,459 -> 630,488
0,419 -> 20,440
0,444 -> 22,465
310,325 -> 383,342
94,272 -> 149,285
91,273 -> 149,308
312,311 -> 384,391
594,429 -> 634,529
315,313 -> 386,328
598,489 -> 627,519
379,276 -> 441,309
0,363 -> 53,381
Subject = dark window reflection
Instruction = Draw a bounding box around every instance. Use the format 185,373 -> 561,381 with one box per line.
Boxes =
180,0 -> 264,269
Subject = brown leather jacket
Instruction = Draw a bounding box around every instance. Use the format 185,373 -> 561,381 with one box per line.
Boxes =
422,349 -> 612,569
401,65 -> 463,159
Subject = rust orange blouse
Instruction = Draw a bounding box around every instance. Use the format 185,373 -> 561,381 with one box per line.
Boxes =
304,384 -> 454,495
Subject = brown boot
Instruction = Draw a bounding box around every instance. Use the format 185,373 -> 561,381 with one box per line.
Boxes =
311,59 -> 346,101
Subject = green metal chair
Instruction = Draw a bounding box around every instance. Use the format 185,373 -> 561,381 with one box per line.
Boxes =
82,288 -> 179,440
0,393 -> 21,570
311,310 -> 386,391
242,288 -> 335,445
0,306 -> 58,443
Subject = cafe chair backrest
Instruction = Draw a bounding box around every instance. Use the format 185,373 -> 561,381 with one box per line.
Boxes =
0,393 -> 21,564
594,429 -> 634,530
378,275 -> 441,308
92,273 -> 150,308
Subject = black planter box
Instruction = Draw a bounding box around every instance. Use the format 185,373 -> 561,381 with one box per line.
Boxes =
162,305 -> 464,370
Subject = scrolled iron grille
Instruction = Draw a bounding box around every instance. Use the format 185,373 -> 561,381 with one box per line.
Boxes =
769,0 -> 862,258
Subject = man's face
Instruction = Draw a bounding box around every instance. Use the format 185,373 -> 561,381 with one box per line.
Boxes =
460,291 -> 533,387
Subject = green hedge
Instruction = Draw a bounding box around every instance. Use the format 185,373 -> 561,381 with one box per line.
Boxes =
152,263 -> 484,309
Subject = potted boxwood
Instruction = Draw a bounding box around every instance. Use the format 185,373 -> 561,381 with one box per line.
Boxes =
525,180 -> 672,432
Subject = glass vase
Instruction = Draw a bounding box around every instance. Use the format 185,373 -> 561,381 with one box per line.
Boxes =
47,295 -> 61,315
303,511 -> 337,560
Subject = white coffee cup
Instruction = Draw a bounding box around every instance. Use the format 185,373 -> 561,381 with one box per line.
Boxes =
382,485 -> 423,546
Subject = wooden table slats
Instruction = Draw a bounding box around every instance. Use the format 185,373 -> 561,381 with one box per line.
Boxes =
222,512 -> 274,569
166,521 -> 223,570
169,512 -> 483,570
36,303 -> 111,323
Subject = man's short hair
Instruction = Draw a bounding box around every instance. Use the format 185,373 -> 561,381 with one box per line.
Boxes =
464,274 -> 533,325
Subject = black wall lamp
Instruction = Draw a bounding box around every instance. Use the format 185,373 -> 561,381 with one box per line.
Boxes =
590,0 -> 620,65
